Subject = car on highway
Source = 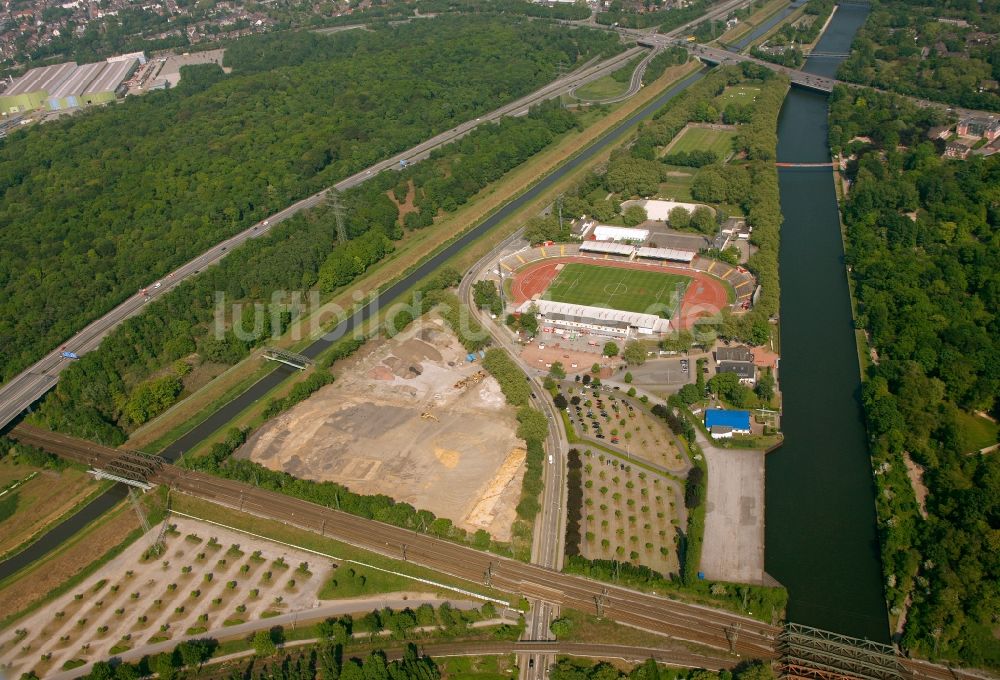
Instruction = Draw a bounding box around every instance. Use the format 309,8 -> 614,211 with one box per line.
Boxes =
154,281 -> 162,289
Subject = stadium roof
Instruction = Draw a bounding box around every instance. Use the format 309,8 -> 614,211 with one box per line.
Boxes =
704,409 -> 751,431
579,241 -> 635,256
6,62 -> 78,95
83,58 -> 137,94
518,299 -> 671,333
636,246 -> 696,263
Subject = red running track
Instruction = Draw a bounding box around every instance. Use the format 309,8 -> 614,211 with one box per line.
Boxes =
509,256 -> 729,330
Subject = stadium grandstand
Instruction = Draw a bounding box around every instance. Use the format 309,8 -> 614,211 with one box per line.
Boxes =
636,246 -> 695,263
579,241 -> 696,263
518,300 -> 672,336
579,241 -> 636,256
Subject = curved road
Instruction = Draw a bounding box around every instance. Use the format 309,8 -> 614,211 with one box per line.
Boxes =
570,47 -> 658,105
459,229 -> 570,679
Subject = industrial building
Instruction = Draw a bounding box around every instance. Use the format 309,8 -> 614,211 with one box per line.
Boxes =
593,225 -> 649,242
518,299 -> 672,337
627,199 -> 713,222
0,55 -> 139,114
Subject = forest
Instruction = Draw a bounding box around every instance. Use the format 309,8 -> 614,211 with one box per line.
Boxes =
830,86 -> 999,668
837,0 -> 1000,111
525,63 -> 787,347
0,15 -> 620,386
29,97 -> 586,444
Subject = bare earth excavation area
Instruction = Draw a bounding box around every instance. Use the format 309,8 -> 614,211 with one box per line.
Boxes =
238,318 -> 526,541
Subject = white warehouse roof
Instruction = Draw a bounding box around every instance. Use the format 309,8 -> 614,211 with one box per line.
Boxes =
624,199 -> 713,222
580,241 -> 636,256
593,225 -> 649,242
519,299 -> 671,334
636,247 -> 696,263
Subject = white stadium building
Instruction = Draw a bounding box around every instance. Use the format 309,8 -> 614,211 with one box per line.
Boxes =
518,300 -> 672,337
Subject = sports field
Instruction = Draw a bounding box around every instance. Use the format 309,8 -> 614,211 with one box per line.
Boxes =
669,126 -> 738,160
542,263 -> 690,316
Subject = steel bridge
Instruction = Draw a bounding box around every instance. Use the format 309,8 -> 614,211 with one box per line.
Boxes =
262,346 -> 311,370
89,449 -> 164,490
264,347 -> 312,371
777,623 -> 910,680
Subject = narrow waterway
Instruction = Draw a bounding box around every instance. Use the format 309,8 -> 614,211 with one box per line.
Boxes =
765,3 -> 888,641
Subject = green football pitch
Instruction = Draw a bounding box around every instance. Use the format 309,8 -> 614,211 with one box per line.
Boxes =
542,263 -> 690,316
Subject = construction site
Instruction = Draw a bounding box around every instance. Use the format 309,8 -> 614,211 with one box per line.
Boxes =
236,317 -> 527,542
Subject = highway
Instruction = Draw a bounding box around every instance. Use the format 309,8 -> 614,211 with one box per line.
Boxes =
0,43 -> 648,433
630,34 -> 1000,121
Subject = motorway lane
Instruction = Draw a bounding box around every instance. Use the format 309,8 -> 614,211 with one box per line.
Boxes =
0,46 -> 646,433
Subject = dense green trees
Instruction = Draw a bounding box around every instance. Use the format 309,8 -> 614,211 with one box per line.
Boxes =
831,86 -> 1000,668
641,46 -> 691,86
30,92 -> 592,443
837,1 -> 1000,111
0,15 -> 619,386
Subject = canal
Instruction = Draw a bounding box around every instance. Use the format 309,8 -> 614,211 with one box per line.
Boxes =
764,3 -> 889,641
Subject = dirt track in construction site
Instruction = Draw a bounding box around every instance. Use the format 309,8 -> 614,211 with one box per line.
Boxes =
237,318 -> 525,541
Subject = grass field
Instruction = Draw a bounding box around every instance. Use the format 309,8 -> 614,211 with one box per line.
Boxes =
669,126 -> 739,159
542,263 -> 689,316
658,168 -> 696,201
715,85 -> 761,108
955,410 -> 999,452
574,74 -> 630,101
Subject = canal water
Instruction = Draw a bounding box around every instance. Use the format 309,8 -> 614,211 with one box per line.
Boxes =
764,3 -> 889,641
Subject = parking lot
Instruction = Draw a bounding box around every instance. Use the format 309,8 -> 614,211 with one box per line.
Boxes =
560,382 -> 689,472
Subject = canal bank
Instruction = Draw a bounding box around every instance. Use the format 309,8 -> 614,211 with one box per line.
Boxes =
764,3 -> 889,642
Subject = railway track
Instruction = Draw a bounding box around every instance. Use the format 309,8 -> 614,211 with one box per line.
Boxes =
12,425 -> 995,680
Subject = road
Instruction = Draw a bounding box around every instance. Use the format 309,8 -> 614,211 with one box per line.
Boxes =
638,35 -> 1000,120
459,230 -> 570,679
570,47 -> 658,105
0,44 -> 648,433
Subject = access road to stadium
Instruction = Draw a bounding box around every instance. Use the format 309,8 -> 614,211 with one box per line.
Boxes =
459,227 -> 571,680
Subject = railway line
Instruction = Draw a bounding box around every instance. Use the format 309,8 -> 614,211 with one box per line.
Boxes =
10,424 -> 996,680
12,424 -> 777,660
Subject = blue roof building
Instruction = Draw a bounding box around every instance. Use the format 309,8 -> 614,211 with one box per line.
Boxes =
705,409 -> 751,438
